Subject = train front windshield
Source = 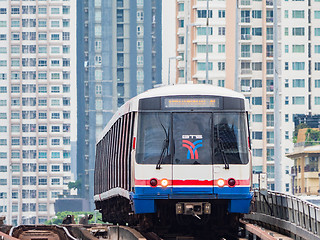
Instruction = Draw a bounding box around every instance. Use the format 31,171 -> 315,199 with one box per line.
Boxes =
136,112 -> 249,165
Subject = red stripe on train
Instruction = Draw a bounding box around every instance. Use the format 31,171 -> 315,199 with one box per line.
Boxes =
135,179 -> 250,186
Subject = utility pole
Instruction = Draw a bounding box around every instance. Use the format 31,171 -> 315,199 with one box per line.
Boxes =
205,0 -> 209,84
273,0 -> 282,192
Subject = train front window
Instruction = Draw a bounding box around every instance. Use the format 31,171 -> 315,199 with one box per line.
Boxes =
213,113 -> 249,164
136,113 -> 171,164
173,113 -> 212,165
136,112 -> 249,165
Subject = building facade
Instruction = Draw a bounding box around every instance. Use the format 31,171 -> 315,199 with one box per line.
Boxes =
79,0 -> 162,209
287,128 -> 320,195
0,0 -> 77,224
175,0 -> 320,193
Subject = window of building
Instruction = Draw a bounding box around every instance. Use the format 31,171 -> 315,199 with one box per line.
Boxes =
137,11 -> 144,21
252,45 -> 262,53
218,27 -> 225,35
252,97 -> 262,105
51,178 -> 60,185
292,44 -> 305,53
252,114 -> 262,122
253,149 -> 263,157
292,27 -> 305,36
197,44 -> 213,53
197,10 -> 213,18
252,62 -> 262,71
252,10 -> 262,18
197,27 -> 213,36
292,79 -> 305,87
218,44 -> 225,53
218,62 -> 225,71
241,10 -> 250,23
292,62 -> 305,70
252,27 -> 262,36
292,96 -> 305,105
38,46 -> 47,53
252,79 -> 262,88
252,131 -> 262,140
292,10 -> 304,18
38,177 -> 47,185
285,131 -> 289,139
218,10 -> 225,18
62,32 -> 70,40
197,62 -> 213,71
267,131 -> 274,144
285,114 -> 289,122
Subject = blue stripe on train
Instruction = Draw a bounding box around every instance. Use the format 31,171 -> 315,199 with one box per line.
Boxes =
134,186 -> 251,198
130,186 -> 253,214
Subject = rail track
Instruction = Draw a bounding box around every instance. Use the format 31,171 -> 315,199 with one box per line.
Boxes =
0,219 -> 291,240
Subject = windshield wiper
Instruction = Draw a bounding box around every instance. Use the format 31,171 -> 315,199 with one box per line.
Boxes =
156,138 -> 169,169
156,119 -> 170,170
217,129 -> 230,170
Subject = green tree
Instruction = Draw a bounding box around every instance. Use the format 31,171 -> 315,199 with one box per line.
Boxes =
68,180 -> 81,191
293,123 -> 310,143
45,211 -> 103,225
305,128 -> 320,145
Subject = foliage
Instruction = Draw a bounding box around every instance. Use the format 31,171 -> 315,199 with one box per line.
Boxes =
293,123 -> 310,143
294,123 -> 309,137
45,211 -> 103,225
68,180 -> 81,191
305,128 -> 320,145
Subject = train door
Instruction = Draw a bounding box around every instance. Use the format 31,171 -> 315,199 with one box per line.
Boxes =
172,113 -> 214,195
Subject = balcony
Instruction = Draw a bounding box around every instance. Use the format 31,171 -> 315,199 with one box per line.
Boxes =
266,51 -> 273,58
266,17 -> 273,23
304,165 -> 318,173
241,17 -> 250,23
266,0 -> 273,6
266,102 -> 274,109
240,69 -> 252,75
241,86 -> 251,92
266,85 -> 274,92
294,141 -> 320,148
241,34 -> 251,40
241,52 -> 250,58
240,0 -> 250,5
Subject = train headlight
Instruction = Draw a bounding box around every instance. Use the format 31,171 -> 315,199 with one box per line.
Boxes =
228,178 -> 236,187
150,178 -> 158,187
160,178 -> 169,188
217,178 -> 225,188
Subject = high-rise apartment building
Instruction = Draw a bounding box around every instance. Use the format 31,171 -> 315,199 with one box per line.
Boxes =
175,0 -> 320,192
0,0 -> 77,225
79,0 -> 162,209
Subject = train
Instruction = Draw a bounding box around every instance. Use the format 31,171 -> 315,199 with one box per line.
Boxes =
94,84 -> 253,231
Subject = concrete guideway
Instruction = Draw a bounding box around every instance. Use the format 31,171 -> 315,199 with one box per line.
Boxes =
108,225 -> 147,240
249,190 -> 320,240
241,219 -> 293,240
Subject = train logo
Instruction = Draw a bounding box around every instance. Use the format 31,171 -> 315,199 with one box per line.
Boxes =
182,135 -> 203,159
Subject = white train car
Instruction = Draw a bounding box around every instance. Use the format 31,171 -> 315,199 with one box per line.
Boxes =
94,84 -> 253,229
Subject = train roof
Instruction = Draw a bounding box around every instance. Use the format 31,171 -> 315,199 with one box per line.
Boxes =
136,84 -> 245,99
97,84 -> 245,143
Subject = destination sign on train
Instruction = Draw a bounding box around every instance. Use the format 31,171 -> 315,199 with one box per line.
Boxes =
164,97 -> 220,108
